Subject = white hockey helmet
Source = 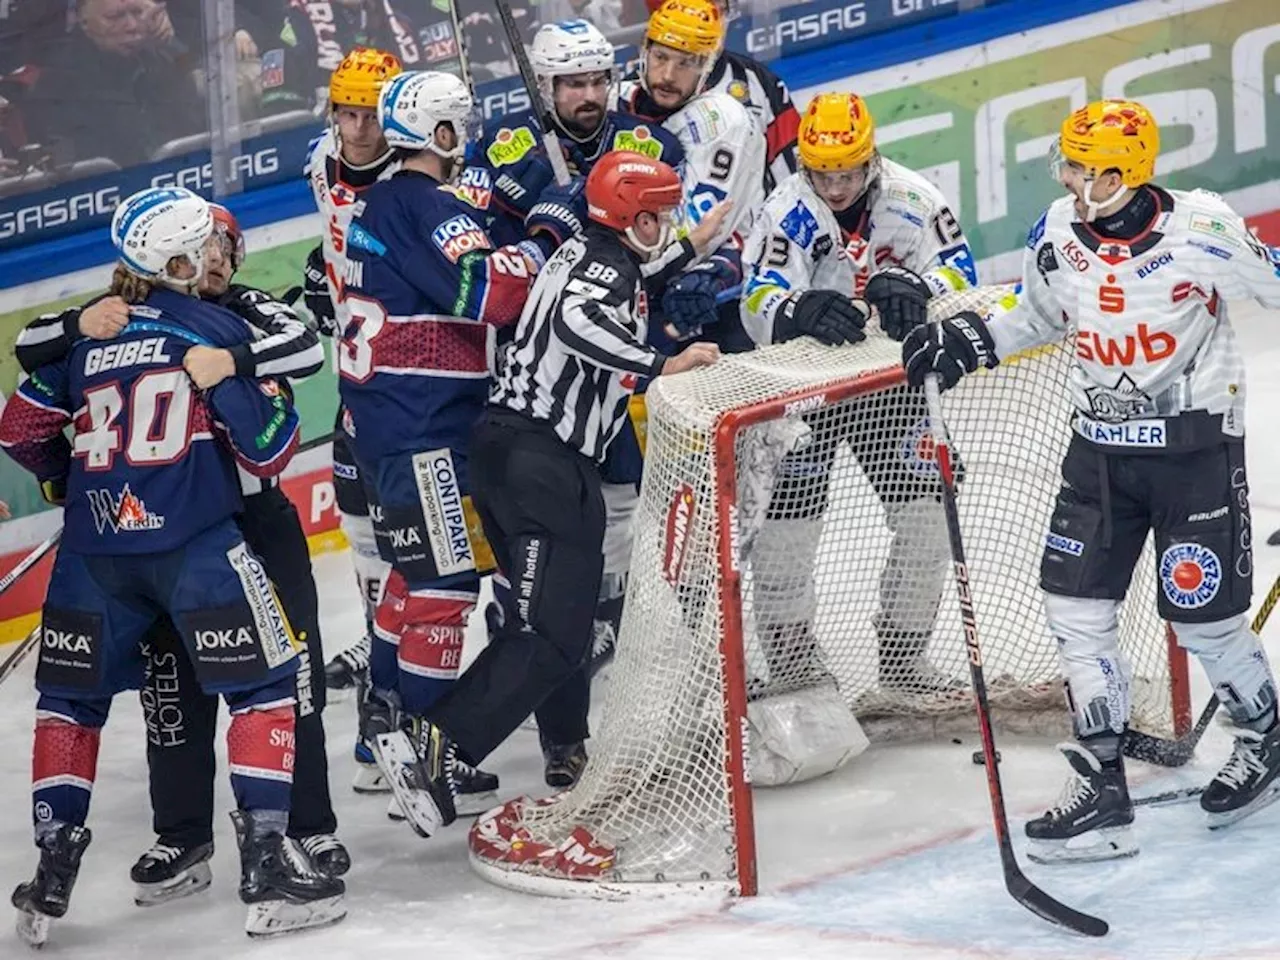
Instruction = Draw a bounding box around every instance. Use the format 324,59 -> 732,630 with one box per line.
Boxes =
531,20 -> 616,104
378,70 -> 476,160
110,186 -> 213,290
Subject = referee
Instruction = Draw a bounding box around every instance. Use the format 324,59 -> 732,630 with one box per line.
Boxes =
412,152 -> 720,817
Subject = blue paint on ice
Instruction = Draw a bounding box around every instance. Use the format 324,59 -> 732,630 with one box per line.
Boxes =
730,798 -> 1280,958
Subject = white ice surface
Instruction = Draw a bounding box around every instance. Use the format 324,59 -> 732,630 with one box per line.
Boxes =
3,301 -> 1280,959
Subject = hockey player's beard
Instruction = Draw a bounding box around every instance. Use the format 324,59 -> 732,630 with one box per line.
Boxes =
560,104 -> 604,142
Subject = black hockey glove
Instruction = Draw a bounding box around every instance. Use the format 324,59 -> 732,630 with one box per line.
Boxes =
661,266 -> 722,339
902,310 -> 997,391
303,244 -> 338,337
526,176 -> 588,249
864,265 -> 932,341
774,289 -> 870,346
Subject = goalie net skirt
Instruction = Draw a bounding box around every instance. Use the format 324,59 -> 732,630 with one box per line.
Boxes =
468,286 -> 1191,899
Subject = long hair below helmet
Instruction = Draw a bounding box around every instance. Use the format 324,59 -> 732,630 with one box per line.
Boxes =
110,186 -> 213,295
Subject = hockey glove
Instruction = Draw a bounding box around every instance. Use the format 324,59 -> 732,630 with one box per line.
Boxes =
864,265 -> 932,341
661,267 -> 722,340
774,289 -> 870,346
303,245 -> 338,337
902,310 -> 997,391
526,176 -> 588,249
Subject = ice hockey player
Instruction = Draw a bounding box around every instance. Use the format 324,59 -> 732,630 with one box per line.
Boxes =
464,18 -> 684,252
904,98 -> 1280,859
376,151 -> 720,834
13,205 -> 348,899
337,69 -> 567,836
0,187 -> 343,943
303,46 -> 401,715
740,91 -> 978,726
644,0 -> 800,194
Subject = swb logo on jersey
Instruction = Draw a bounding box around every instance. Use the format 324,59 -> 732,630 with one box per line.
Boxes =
88,484 -> 165,534
1159,542 -> 1222,609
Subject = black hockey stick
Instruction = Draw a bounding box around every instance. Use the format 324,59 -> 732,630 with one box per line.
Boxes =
924,375 -> 1108,938
1132,784 -> 1204,809
0,528 -> 61,601
0,621 -> 41,688
491,0 -> 573,186
1122,571 -> 1280,767
298,430 -> 338,454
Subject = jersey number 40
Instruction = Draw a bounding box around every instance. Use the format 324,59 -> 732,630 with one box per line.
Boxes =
74,370 -> 197,471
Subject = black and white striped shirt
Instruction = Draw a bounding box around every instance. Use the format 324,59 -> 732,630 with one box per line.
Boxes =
493,226 -> 667,462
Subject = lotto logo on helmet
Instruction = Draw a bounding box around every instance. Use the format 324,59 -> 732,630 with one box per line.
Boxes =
431,214 -> 488,263
1159,542 -> 1222,609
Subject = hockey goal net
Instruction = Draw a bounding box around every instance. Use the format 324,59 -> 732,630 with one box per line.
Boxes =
469,285 -> 1191,898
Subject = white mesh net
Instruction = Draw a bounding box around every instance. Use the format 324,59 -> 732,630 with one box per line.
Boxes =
468,286 -> 1187,898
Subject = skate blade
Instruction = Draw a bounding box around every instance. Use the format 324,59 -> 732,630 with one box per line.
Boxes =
16,908 -> 50,949
455,790 -> 498,818
245,894 -> 346,939
371,732 -> 447,838
386,796 -> 405,822
351,764 -> 391,794
134,861 -> 213,907
1206,782 -> 1280,831
1026,825 -> 1138,865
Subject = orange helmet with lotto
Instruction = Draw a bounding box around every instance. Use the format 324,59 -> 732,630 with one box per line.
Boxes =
1052,99 -> 1159,189
330,47 -> 403,109
645,0 -> 724,58
797,92 -> 876,171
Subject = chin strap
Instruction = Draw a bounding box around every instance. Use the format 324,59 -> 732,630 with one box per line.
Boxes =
1082,181 -> 1132,223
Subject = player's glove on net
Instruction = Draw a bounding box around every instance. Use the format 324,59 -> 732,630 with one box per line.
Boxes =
863,265 -> 932,341
775,289 -> 870,346
902,310 -> 997,390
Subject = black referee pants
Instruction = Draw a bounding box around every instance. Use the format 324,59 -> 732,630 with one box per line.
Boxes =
428,408 -> 605,763
140,487 -> 336,846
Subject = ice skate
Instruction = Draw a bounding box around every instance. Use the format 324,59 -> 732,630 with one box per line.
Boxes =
296,834 -> 350,879
131,839 -> 214,907
12,823 -> 91,949
388,759 -> 497,819
370,716 -> 458,838
325,633 -> 370,697
232,810 -> 345,938
352,739 -> 390,793
1026,743 -> 1137,864
1201,724 -> 1280,830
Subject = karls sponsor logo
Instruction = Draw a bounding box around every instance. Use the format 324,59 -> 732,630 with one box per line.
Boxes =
1075,324 -> 1175,366
662,483 -> 697,586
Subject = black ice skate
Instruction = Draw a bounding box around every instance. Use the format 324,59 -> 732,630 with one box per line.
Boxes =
324,633 -> 371,695
296,834 -> 351,879
1201,724 -> 1280,830
542,740 -> 589,789
12,823 -> 91,948
371,716 -> 458,838
388,759 -> 498,820
131,839 -> 214,907
231,810 -> 345,938
1026,743 -> 1137,864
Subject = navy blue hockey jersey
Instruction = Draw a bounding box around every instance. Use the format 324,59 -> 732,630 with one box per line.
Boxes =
338,169 -> 538,462
461,109 -> 686,245
0,288 -> 300,555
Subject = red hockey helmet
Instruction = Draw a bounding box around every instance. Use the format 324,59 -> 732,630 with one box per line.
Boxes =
208,203 -> 245,272
586,151 -> 682,230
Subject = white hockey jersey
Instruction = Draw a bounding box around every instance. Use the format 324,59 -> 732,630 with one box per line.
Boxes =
303,129 -> 400,329
618,82 -> 765,254
740,158 -> 977,346
989,187 -> 1280,446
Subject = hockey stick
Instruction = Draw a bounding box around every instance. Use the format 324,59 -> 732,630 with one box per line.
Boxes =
0,621 -> 41,687
1123,571 -> 1280,767
491,0 -> 573,187
0,528 -> 61,601
298,430 -> 338,455
1132,784 -> 1204,809
924,375 -> 1108,938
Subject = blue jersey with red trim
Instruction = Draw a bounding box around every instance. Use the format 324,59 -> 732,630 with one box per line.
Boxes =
338,169 -> 538,462
0,287 -> 300,555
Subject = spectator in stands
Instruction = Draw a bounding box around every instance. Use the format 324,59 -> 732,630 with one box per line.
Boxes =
25,0 -> 205,167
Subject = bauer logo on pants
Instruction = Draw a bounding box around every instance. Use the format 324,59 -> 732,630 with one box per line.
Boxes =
413,449 -> 475,577
1159,542 -> 1222,609
227,542 -> 298,669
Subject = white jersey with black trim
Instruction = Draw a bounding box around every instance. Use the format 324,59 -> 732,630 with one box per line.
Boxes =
618,81 -> 765,255
304,129 -> 400,329
740,158 -> 977,346
988,187 -> 1280,437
